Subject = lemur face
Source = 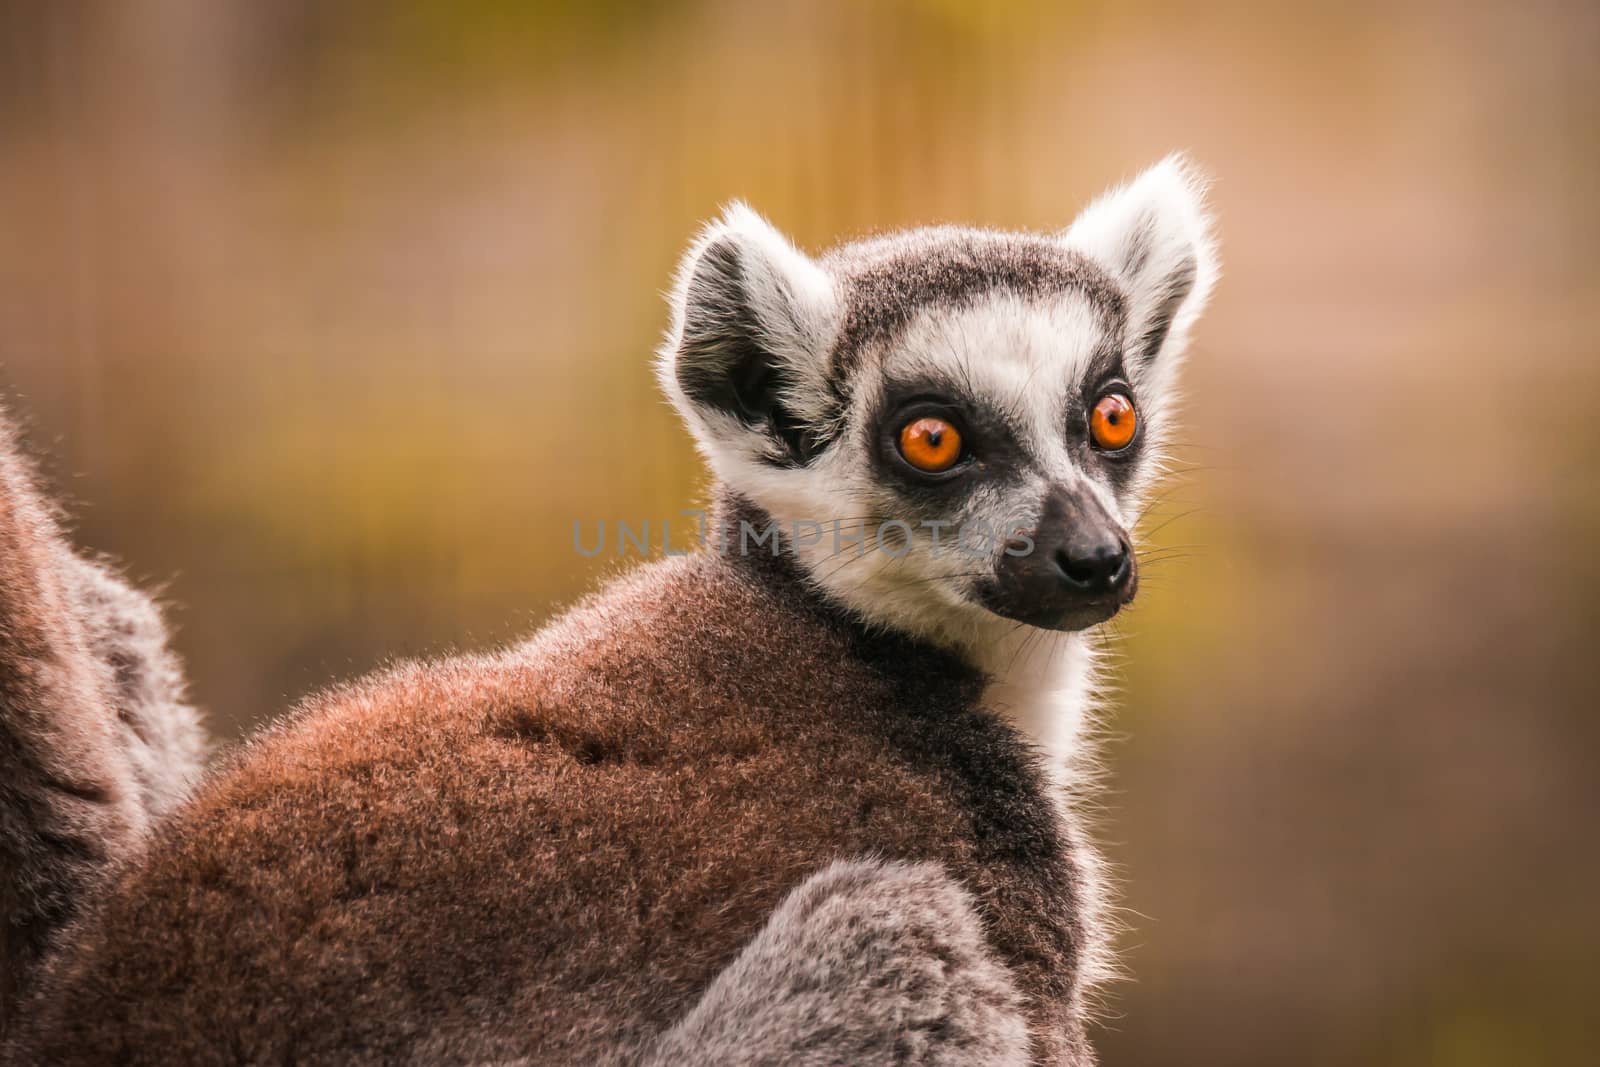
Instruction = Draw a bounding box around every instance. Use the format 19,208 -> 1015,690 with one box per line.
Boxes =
661,157 -> 1217,653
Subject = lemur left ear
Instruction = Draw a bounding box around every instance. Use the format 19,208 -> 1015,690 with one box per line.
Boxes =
1065,155 -> 1219,368
658,203 -> 841,467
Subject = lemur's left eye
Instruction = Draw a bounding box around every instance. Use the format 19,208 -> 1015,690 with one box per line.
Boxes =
898,417 -> 963,473
1089,393 -> 1138,452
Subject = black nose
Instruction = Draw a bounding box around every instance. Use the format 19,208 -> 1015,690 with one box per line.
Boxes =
1052,538 -> 1131,592
976,484 -> 1136,631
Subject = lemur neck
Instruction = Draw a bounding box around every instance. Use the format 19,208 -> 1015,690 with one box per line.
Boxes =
972,628 -> 1096,774
708,489 -> 1096,766
707,490 -> 986,666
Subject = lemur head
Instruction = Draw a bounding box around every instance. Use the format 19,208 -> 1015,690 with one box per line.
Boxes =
659,157 -> 1217,654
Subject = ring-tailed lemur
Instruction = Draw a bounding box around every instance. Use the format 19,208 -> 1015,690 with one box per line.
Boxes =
2,156 -> 1216,1065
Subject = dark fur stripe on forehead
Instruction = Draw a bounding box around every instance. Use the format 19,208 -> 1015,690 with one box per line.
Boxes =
823,230 -> 1125,376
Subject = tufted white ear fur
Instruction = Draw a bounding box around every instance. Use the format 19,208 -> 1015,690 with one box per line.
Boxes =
657,203 -> 841,468
1064,155 -> 1218,376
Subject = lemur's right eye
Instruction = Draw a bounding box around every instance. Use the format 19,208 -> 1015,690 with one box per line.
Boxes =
1089,393 -> 1138,452
898,417 -> 963,474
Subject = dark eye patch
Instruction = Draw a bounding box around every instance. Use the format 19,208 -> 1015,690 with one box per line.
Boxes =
1070,344 -> 1143,495
867,373 -> 1032,506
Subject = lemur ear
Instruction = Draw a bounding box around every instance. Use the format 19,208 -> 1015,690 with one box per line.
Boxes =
658,203 -> 840,466
1065,155 -> 1218,368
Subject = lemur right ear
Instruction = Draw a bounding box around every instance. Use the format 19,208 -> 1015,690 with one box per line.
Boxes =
658,204 -> 840,468
1064,155 -> 1219,374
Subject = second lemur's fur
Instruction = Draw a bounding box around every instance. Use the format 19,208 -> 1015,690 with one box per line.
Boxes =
59,554 -> 206,821
6,157 -> 1216,1064
0,419 -> 205,1036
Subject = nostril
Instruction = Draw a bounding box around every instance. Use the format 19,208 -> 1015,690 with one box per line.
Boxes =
1054,542 -> 1130,591
1109,545 -> 1132,588
1053,547 -> 1097,589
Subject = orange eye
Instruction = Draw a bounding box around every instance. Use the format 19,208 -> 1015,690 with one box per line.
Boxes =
898,416 -> 964,473
1089,394 -> 1138,451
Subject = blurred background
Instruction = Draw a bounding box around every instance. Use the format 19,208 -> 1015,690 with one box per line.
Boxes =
1,1 -> 1596,1063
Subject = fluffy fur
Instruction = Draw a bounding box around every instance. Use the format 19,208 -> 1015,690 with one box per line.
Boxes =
642,859 -> 1029,1066
11,531 -> 1095,1063
0,417 -> 205,1037
60,554 -> 207,820
5,157 -> 1216,1064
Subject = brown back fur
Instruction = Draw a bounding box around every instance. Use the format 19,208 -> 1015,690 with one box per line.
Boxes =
11,500 -> 1094,1064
